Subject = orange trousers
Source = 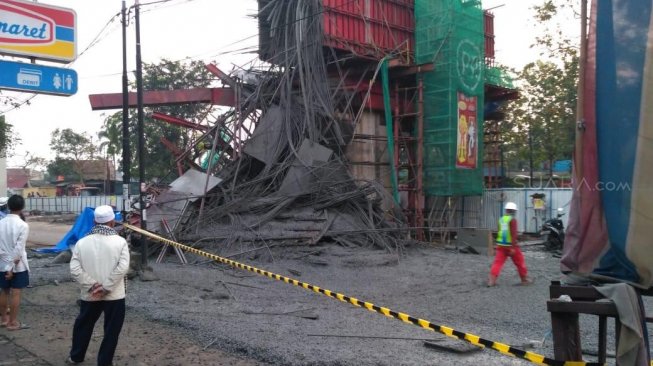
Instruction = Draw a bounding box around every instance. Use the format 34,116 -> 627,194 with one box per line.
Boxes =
490,245 -> 528,279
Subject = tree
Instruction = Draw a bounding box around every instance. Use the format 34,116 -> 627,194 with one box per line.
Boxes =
503,58 -> 578,176
98,113 -> 122,168
49,128 -> 98,182
501,0 -> 579,180
16,152 -> 47,187
47,157 -> 75,181
99,59 -> 215,181
532,0 -> 578,62
0,115 -> 20,158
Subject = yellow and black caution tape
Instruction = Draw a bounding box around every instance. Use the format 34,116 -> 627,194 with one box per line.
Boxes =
124,224 -> 601,366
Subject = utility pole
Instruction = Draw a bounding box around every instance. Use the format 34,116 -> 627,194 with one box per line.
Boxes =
121,0 -> 130,219
134,0 -> 148,265
528,124 -> 534,187
575,0 -> 588,194
499,145 -> 505,188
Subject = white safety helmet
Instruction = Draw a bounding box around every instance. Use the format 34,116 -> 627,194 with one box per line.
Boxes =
505,202 -> 518,211
0,197 -> 8,206
557,207 -> 564,213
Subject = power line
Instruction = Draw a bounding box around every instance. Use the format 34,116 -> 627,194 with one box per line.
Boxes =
2,0 -> 363,113
83,0 -> 361,79
140,0 -> 200,14
77,11 -> 122,59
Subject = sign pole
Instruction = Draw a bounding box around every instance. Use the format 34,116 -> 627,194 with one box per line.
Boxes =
121,0 -> 131,221
134,0 -> 148,266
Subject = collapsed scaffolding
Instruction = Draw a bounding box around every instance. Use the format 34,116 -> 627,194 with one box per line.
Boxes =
89,0 -> 519,248
143,0 -> 406,251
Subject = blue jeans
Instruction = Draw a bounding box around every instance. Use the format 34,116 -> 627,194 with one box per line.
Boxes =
70,299 -> 125,366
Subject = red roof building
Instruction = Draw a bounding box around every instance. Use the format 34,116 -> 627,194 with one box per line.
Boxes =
7,168 -> 30,189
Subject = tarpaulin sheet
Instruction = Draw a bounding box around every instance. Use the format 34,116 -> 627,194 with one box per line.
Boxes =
563,0 -> 653,287
36,207 -> 96,253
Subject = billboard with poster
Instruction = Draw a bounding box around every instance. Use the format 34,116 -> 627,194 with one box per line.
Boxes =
456,92 -> 478,169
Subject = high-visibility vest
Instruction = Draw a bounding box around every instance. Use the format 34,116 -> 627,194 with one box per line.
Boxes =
496,215 -> 513,245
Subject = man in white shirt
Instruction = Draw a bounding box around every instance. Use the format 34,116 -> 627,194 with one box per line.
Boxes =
0,195 -> 29,331
0,197 -> 8,220
67,205 -> 130,366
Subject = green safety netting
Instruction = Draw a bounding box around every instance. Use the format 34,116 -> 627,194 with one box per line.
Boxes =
485,65 -> 514,89
415,0 -> 485,196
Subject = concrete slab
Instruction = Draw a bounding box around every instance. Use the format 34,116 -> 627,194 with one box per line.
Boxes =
168,169 -> 222,201
243,106 -> 284,166
456,228 -> 492,256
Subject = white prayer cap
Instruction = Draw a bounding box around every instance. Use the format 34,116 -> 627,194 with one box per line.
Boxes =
94,205 -> 115,224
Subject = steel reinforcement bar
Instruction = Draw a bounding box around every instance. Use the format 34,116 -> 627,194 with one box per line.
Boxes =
123,224 -> 601,366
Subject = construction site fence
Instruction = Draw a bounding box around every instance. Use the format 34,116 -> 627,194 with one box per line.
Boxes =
20,189 -> 573,234
432,188 -> 573,234
23,195 -> 138,215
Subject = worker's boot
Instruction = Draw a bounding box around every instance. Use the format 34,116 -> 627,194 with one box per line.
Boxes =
520,276 -> 533,286
487,274 -> 497,287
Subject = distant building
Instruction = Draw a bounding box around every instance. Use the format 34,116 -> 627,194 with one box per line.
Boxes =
53,160 -> 116,195
7,168 -> 30,190
7,168 -> 56,197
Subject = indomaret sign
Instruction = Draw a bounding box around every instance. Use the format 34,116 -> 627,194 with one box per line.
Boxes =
0,0 -> 77,63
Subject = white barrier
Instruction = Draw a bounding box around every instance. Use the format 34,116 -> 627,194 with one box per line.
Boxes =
25,190 -> 573,234
451,188 -> 573,233
24,195 -> 138,214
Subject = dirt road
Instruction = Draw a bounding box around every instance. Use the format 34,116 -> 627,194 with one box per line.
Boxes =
7,219 -> 646,365
2,219 -> 257,366
1,280 -> 257,366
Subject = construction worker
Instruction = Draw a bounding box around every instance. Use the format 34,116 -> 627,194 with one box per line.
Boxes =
488,202 -> 531,287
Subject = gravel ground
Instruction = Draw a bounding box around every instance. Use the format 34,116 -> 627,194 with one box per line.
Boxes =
24,239 -> 653,366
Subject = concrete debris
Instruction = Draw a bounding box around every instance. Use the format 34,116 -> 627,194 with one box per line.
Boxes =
138,269 -> 160,282
168,169 -> 223,201
458,246 -> 480,255
287,269 -> 301,276
51,250 -> 72,264
200,292 -> 230,301
242,105 -> 285,166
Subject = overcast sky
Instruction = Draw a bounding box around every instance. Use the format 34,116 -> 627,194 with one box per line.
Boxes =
2,0 -> 578,167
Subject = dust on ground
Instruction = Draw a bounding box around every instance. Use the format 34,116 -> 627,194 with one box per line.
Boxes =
5,219 -> 648,365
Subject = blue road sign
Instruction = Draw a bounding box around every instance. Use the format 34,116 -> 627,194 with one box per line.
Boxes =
0,59 -> 77,96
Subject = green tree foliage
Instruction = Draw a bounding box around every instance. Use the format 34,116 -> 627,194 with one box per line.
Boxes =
502,0 -> 579,177
99,59 -> 214,181
98,112 -> 122,166
47,157 -> 75,180
0,115 -> 20,158
49,128 -> 98,182
503,58 -> 578,175
532,0 -> 578,61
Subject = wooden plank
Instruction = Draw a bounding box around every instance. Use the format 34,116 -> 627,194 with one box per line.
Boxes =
547,300 -> 618,316
551,311 -> 582,361
549,283 -> 604,301
598,316 -> 607,364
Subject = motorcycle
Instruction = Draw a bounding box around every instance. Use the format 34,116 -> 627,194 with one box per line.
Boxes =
541,208 -> 565,251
